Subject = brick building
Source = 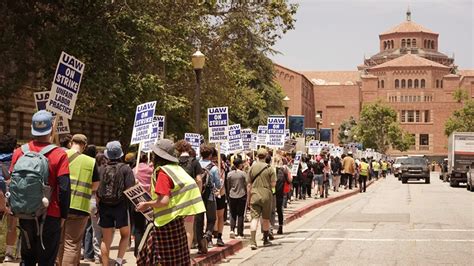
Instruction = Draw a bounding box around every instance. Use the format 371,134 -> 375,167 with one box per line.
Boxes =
274,10 -> 474,157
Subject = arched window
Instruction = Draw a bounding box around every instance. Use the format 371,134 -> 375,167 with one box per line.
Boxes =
414,79 -> 419,88
436,80 -> 439,88
440,80 -> 443,88
421,79 -> 425,88
377,80 -> 380,88
391,40 -> 394,48
395,79 -> 400,88
408,79 -> 413,88
384,41 -> 387,50
402,39 -> 406,48
381,80 -> 385,88
401,79 -> 406,88
407,39 -> 411,47
412,39 -> 416,47
431,41 -> 435,49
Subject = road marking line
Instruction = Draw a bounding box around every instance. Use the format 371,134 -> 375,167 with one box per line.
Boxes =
296,228 -> 373,232
314,237 -> 474,242
409,229 -> 474,232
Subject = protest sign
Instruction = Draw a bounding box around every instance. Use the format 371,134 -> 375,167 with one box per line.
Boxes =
320,128 -> 332,142
141,115 -> 165,152
34,91 -> 70,134
208,107 -> 228,143
46,52 -> 85,119
291,151 -> 303,177
308,140 -> 320,155
250,133 -> 257,151
289,115 -> 304,139
185,133 -> 201,157
228,124 -> 243,153
285,129 -> 290,140
266,116 -> 286,148
124,184 -> 154,222
242,129 -> 253,151
220,141 -> 230,156
130,101 -> 157,145
257,125 -> 267,146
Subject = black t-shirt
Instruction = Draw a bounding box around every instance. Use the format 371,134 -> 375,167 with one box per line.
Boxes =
178,155 -> 203,179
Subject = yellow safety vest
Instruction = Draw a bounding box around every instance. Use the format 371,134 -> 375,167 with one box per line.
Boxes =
67,150 -> 95,213
360,162 -> 369,176
151,164 -> 206,227
372,161 -> 380,171
382,162 -> 388,171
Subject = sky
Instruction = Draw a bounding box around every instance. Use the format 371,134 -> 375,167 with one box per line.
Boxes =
270,0 -> 473,71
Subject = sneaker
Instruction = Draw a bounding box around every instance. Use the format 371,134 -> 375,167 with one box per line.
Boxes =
84,257 -> 95,262
200,238 -> 208,254
263,240 -> 273,247
236,235 -> 244,239
3,255 -> 15,263
251,243 -> 258,250
216,238 -> 225,247
208,239 -> 214,248
268,233 -> 275,241
95,257 -> 101,264
230,231 -> 236,239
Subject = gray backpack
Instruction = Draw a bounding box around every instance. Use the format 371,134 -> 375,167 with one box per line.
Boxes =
8,144 -> 55,249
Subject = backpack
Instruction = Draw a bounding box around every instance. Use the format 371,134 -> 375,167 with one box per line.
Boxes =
97,163 -> 126,205
275,167 -> 286,195
201,163 -> 215,200
9,144 -> 55,219
179,156 -> 195,179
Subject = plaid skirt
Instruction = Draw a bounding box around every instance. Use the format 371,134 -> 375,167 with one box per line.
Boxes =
137,217 -> 190,266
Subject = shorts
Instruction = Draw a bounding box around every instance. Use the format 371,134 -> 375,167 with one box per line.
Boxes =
216,196 -> 226,210
250,192 -> 272,220
313,174 -> 323,185
98,202 -> 129,229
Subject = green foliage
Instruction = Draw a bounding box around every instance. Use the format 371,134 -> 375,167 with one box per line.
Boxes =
338,116 -> 357,144
355,101 -> 413,153
445,99 -> 474,136
452,88 -> 469,103
0,1 -> 297,144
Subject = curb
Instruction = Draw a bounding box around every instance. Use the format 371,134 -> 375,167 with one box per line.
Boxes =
192,179 -> 378,265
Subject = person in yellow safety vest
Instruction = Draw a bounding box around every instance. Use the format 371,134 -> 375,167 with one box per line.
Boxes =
359,158 -> 369,193
57,134 -> 100,266
136,139 -> 206,265
381,160 -> 388,178
372,160 -> 380,180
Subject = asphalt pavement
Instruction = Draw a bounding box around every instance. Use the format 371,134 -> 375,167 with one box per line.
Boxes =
222,173 -> 474,265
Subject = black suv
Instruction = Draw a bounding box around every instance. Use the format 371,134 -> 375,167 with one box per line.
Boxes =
400,157 -> 430,184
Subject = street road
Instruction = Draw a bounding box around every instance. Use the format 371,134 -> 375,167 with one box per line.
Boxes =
224,173 -> 474,265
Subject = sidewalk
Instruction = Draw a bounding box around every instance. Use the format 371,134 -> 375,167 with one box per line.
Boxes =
3,179 -> 377,266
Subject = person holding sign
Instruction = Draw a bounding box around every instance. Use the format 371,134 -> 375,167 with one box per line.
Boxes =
136,139 -> 205,265
247,148 -> 276,250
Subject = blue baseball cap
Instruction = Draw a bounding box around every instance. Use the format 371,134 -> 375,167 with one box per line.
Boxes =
31,110 -> 53,137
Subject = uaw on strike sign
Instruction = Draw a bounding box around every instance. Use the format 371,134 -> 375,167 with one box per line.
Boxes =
47,52 -> 85,120
266,116 -> 286,148
34,91 -> 70,134
208,107 -> 228,143
130,101 -> 157,145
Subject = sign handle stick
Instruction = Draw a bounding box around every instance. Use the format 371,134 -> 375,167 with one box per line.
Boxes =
147,152 -> 151,165
51,116 -> 60,146
135,142 -> 142,175
217,143 -> 222,176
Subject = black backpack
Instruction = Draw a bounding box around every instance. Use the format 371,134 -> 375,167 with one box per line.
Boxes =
98,163 -> 126,205
179,156 -> 195,179
201,163 -> 215,200
275,167 -> 286,196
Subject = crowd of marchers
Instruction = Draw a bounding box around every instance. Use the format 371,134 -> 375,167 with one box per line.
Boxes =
0,110 -> 392,265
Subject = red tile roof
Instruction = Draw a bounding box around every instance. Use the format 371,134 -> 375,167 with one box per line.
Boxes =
370,54 -> 449,70
382,21 -> 436,35
300,71 -> 360,85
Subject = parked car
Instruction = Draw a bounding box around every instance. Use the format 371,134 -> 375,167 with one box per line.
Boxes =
467,163 -> 474,192
393,156 -> 408,180
400,157 -> 430,184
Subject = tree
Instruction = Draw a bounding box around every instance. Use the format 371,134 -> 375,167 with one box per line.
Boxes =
354,101 -> 413,153
452,88 -> 469,103
445,99 -> 474,136
0,1 -> 298,144
338,116 -> 357,144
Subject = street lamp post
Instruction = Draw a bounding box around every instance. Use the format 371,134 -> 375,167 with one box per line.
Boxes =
315,114 -> 322,140
283,96 -> 290,128
192,50 -> 205,133
330,122 -> 335,143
